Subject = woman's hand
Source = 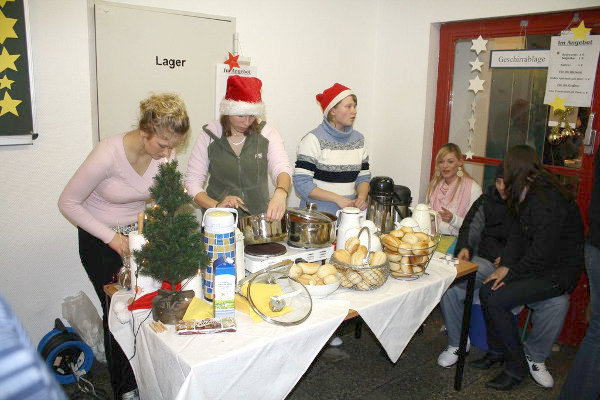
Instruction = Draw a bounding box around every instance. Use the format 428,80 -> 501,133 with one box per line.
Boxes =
483,266 -> 509,291
439,207 -> 453,223
108,233 -> 130,259
218,195 -> 244,209
493,257 -> 502,268
457,248 -> 470,261
352,197 -> 368,211
265,190 -> 287,221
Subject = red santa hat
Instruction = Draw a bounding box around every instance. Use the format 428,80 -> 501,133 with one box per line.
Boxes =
219,75 -> 265,116
316,83 -> 354,116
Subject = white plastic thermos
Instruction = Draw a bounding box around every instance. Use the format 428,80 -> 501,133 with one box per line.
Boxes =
202,208 -> 238,301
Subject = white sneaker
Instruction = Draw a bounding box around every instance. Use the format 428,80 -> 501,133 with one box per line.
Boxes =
437,340 -> 471,368
526,355 -> 554,388
329,336 -> 343,346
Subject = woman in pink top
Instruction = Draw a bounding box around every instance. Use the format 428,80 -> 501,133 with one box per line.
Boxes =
427,143 -> 482,236
58,93 -> 190,400
185,75 -> 292,221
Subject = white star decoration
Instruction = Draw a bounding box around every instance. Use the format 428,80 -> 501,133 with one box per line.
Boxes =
465,150 -> 475,160
469,75 -> 485,94
471,35 -> 488,55
467,135 -> 474,146
471,99 -> 477,112
469,57 -> 484,72
468,115 -> 476,131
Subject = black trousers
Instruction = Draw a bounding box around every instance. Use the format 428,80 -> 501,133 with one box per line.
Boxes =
479,276 -> 564,380
78,227 -> 136,399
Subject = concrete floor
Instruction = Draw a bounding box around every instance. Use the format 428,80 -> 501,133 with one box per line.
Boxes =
63,307 -> 577,399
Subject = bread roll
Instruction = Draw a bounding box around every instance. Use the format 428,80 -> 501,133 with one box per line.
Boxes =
392,271 -> 412,277
381,234 -> 400,249
351,251 -> 366,266
299,262 -> 320,275
345,237 -> 360,254
412,265 -> 424,273
346,271 -> 363,285
334,249 -> 352,264
386,252 -> 402,262
356,280 -> 371,291
402,233 -> 419,244
316,263 -> 338,279
323,274 -> 340,285
389,261 -> 401,271
412,241 -> 429,256
369,250 -> 387,266
339,272 -> 353,288
289,264 -> 303,279
398,242 -> 413,255
400,263 -> 413,274
414,232 -> 430,242
298,274 -> 317,286
389,229 -> 405,239
359,270 -> 380,286
400,226 -> 414,233
357,245 -> 368,255
428,239 -> 436,248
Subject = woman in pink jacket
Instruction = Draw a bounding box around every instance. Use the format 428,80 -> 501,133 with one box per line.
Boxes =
58,93 -> 190,400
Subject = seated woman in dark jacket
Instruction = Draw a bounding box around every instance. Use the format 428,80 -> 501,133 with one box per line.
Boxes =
474,145 -> 584,391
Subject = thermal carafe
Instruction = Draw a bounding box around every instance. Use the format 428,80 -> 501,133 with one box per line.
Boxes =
366,176 -> 412,233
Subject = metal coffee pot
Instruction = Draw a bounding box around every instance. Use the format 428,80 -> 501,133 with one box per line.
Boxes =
366,176 -> 412,233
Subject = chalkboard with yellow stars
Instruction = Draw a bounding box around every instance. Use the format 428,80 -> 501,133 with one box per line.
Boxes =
0,0 -> 33,136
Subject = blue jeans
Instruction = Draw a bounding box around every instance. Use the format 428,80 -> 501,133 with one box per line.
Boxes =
440,255 -> 569,362
560,243 -> 600,399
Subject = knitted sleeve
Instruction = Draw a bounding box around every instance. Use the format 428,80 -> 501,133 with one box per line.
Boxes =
293,133 -> 320,199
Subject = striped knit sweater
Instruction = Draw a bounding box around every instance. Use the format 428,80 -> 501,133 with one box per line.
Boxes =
293,118 -> 370,214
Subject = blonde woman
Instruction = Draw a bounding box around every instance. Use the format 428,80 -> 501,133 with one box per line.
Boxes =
427,143 -> 482,236
59,93 -> 190,400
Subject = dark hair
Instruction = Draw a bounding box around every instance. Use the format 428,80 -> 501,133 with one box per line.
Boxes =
503,145 -> 572,211
219,115 -> 261,137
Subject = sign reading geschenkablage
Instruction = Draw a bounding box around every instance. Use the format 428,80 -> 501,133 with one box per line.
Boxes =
544,35 -> 600,108
0,0 -> 33,137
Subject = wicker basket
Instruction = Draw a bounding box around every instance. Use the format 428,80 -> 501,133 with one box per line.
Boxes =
384,234 -> 440,280
329,256 -> 390,291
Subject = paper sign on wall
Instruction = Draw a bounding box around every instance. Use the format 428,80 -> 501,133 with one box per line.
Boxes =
544,35 -> 600,108
215,64 -> 257,119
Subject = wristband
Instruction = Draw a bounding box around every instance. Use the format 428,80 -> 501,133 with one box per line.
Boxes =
275,187 -> 289,197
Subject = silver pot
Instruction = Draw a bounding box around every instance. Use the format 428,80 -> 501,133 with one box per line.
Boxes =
287,207 -> 337,248
238,213 -> 288,245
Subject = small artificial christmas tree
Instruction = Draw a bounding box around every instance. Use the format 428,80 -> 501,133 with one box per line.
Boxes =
134,160 -> 209,322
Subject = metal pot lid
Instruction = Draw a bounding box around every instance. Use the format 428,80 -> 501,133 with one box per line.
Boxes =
237,261 -> 312,326
287,207 -> 333,223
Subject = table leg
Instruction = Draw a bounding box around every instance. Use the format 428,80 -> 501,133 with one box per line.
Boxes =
454,271 -> 475,391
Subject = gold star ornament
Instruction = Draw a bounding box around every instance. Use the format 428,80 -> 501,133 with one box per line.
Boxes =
0,73 -> 13,89
0,91 -> 21,116
571,21 -> 591,41
548,94 -> 567,111
0,9 -> 17,44
0,46 -> 19,73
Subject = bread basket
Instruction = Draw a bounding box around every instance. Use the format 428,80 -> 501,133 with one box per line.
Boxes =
329,227 -> 390,291
381,231 -> 441,280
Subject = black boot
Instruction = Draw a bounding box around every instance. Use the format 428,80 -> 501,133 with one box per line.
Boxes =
486,371 -> 522,391
469,352 -> 504,370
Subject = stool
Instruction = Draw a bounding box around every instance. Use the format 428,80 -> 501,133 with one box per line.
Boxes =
468,304 -> 530,350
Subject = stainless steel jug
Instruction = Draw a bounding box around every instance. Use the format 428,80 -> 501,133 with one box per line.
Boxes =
366,177 -> 412,233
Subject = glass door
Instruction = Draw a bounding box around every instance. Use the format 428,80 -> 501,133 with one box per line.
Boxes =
432,9 -> 600,345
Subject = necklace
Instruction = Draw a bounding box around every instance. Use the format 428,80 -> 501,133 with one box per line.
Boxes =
229,136 -> 246,146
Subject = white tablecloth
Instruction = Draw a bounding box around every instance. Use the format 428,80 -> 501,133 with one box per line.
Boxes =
109,254 -> 457,400
329,255 -> 457,362
109,292 -> 350,400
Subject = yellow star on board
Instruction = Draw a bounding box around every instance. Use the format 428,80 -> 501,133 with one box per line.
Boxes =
468,75 -> 485,94
0,9 -> 17,44
0,90 -> 21,116
571,21 -> 591,41
0,47 -> 19,73
548,95 -> 567,111
0,73 -> 13,89
0,0 -> 16,8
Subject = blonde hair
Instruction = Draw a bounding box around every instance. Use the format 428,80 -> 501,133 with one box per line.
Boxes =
138,93 -> 190,137
326,94 -> 358,124
426,143 -> 472,202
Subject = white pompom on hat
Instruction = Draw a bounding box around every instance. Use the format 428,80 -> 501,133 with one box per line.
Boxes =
219,75 -> 265,116
316,83 -> 354,116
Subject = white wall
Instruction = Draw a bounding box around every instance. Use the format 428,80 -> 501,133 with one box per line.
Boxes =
0,0 -> 597,344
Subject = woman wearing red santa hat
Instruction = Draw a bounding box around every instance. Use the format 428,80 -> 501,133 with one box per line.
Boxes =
185,75 -> 292,221
293,83 -> 371,215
